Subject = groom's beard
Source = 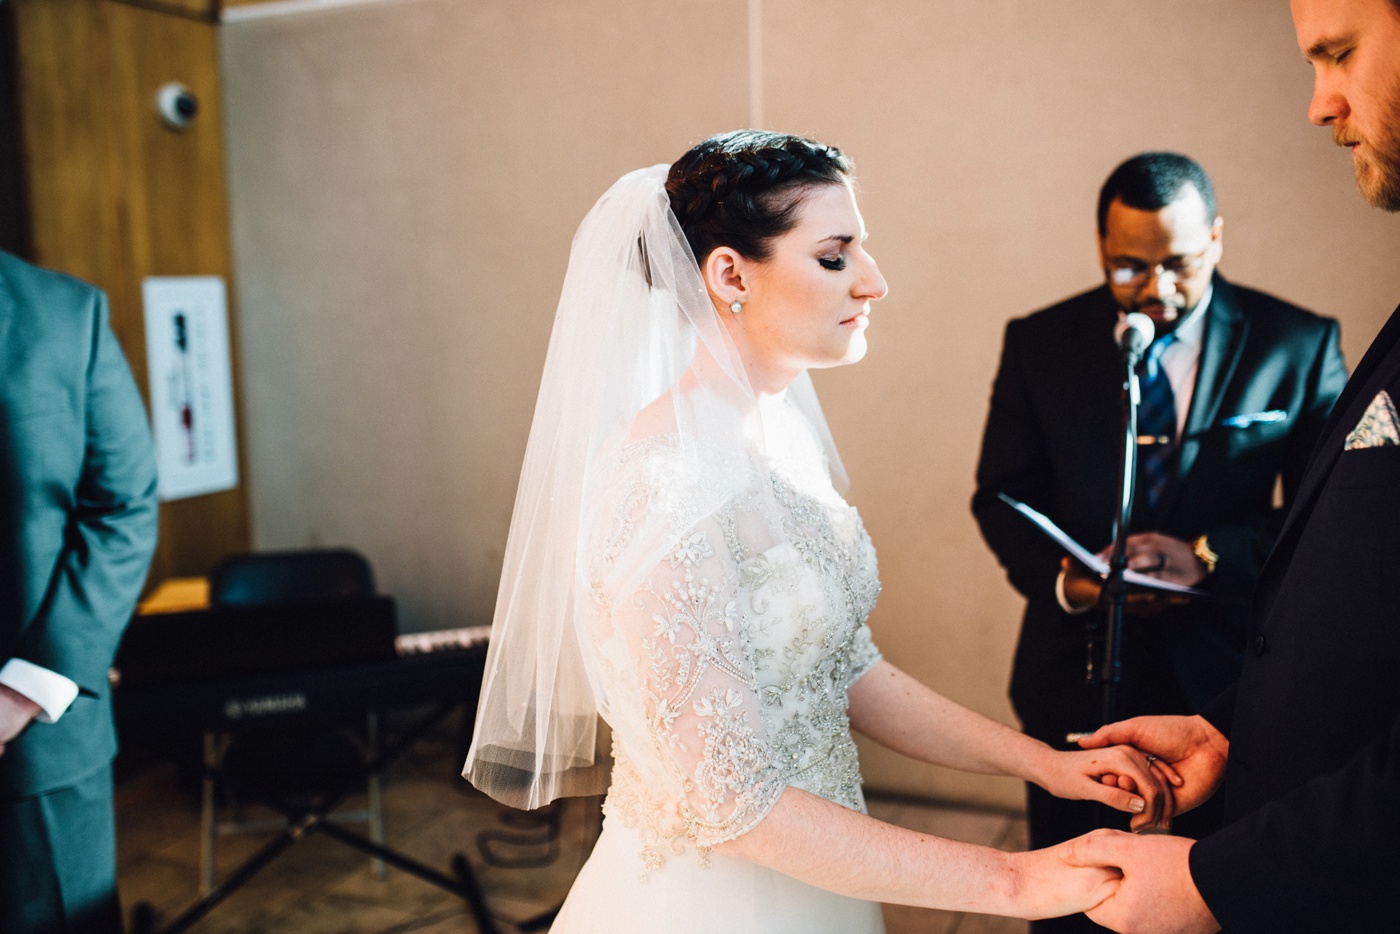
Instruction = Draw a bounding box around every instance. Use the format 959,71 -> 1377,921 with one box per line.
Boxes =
1352,135 -> 1400,212
1344,74 -> 1400,212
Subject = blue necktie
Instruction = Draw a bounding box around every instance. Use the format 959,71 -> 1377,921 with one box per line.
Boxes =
1137,336 -> 1177,516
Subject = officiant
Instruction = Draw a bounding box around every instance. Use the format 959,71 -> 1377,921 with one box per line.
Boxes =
969,151 -> 1346,934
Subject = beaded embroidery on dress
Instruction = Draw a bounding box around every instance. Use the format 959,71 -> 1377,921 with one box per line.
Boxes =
548,396 -> 885,933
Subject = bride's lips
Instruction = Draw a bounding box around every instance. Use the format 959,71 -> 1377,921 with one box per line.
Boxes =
841,310 -> 869,327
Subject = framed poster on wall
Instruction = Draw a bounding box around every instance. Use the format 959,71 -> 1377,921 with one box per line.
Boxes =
142,276 -> 239,501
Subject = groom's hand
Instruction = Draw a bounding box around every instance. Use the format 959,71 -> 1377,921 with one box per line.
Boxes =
1078,715 -> 1228,832
1068,831 -> 1220,934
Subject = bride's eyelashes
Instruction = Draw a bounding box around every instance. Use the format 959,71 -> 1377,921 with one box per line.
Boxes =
818,255 -> 847,270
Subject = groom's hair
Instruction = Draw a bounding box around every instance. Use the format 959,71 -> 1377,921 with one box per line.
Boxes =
1097,151 -> 1217,236
667,130 -> 852,263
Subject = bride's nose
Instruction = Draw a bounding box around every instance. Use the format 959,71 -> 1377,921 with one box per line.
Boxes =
855,254 -> 888,302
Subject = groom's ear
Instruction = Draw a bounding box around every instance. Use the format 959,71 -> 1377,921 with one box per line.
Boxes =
702,246 -> 750,305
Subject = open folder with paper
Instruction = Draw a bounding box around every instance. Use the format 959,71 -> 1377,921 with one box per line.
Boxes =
996,492 -> 1204,596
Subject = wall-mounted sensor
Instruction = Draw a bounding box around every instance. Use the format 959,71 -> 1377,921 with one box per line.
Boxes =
155,82 -> 199,131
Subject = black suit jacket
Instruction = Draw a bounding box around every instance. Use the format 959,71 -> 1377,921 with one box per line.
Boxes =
973,275 -> 1346,739
0,251 -> 158,799
1189,302 -> 1400,932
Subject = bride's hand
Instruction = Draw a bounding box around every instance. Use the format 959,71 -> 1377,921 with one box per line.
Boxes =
1031,744 -> 1181,831
1007,836 -> 1123,920
1077,715 -> 1228,829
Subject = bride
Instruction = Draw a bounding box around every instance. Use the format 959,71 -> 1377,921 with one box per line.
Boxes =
464,130 -> 1165,933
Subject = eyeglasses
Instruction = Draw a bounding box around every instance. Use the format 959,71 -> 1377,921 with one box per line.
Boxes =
1107,247 -> 1212,288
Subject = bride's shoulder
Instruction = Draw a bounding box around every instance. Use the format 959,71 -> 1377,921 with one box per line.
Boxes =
585,431 -> 743,584
613,381 -> 739,482
605,432 -> 733,502
593,427 -> 750,534
625,386 -> 682,446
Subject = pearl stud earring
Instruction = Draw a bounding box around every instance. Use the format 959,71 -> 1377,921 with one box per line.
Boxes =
729,300 -> 743,313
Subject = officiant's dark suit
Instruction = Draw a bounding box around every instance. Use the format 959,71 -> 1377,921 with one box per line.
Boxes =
0,251 -> 158,933
974,272 -> 1344,817
971,156 -> 1346,934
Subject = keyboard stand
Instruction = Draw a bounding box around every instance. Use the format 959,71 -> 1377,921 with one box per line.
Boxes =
129,701 -> 504,934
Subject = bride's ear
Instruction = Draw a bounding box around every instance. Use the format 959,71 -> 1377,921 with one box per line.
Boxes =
702,246 -> 749,309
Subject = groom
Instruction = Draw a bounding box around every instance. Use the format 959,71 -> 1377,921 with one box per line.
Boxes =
1074,0 -> 1400,931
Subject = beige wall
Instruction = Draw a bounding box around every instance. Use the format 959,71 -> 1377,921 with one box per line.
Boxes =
221,0 -> 1400,809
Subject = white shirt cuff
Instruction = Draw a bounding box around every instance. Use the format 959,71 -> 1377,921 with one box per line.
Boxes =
1055,568 -> 1094,616
0,658 -> 80,724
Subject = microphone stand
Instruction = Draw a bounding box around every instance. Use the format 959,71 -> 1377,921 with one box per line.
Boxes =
1098,342 -> 1146,728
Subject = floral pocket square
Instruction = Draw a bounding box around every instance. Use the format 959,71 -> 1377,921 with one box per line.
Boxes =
1345,390 -> 1400,450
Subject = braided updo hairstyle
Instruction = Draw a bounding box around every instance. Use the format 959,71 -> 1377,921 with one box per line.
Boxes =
666,130 -> 853,263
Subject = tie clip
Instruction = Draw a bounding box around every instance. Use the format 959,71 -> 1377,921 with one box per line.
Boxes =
1137,435 -> 1171,445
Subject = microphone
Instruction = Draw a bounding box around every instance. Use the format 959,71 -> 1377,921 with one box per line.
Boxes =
1114,312 -> 1155,358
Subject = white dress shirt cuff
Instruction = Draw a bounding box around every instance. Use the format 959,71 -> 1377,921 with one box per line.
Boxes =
1055,568 -> 1094,616
0,658 -> 80,724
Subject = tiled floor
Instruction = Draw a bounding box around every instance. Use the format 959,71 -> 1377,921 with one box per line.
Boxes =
115,717 -> 1028,934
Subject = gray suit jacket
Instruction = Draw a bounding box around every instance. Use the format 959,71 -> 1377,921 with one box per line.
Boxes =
0,250 -> 158,799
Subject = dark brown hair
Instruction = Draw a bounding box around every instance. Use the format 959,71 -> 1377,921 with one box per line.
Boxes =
666,130 -> 852,263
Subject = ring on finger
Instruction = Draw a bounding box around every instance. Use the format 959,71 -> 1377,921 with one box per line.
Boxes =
1145,754 -> 1158,767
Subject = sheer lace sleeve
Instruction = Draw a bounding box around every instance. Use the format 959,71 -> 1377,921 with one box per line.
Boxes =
584,439 -> 785,858
624,515 -> 785,844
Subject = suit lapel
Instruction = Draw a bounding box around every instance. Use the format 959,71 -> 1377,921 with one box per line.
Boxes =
1317,302 -> 1400,451
1173,278 -> 1247,490
1087,289 -> 1126,417
1263,302 -> 1400,585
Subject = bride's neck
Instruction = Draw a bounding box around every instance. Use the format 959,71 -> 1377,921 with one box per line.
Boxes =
690,341 -> 795,401
747,365 -> 797,400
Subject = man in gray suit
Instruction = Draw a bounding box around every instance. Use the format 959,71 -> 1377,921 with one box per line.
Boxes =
0,250 -> 158,933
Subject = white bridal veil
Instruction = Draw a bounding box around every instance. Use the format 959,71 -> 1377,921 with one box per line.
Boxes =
463,163 -> 846,810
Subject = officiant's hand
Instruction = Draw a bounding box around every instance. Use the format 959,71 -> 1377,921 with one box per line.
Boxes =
1068,831 -> 1220,933
1060,556 -> 1188,617
1109,532 -> 1207,588
1078,714 -> 1228,832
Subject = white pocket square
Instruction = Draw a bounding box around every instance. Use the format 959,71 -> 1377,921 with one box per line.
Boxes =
1345,390 -> 1400,450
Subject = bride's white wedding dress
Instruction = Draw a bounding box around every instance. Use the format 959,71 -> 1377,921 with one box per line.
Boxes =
550,399 -> 887,934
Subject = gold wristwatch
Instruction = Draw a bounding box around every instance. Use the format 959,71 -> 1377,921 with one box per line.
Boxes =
1192,535 -> 1219,575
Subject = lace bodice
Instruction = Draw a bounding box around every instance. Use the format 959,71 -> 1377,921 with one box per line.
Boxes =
582,403 -> 881,872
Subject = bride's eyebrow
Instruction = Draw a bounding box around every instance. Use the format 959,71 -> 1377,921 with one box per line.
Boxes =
817,232 -> 869,245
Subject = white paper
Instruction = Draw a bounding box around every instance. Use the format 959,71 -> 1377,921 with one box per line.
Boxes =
997,493 -> 1202,596
142,276 -> 240,501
